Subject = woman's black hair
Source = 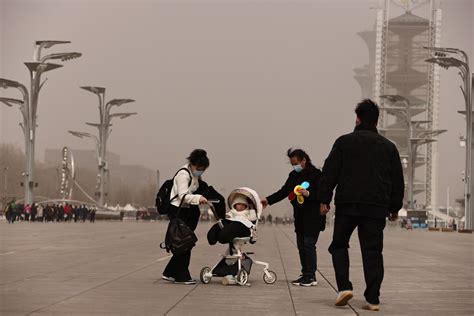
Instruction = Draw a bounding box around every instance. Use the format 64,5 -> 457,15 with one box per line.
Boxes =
187,149 -> 210,169
287,148 -> 313,169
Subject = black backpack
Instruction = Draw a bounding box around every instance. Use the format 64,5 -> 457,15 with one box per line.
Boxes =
155,168 -> 192,215
160,219 -> 198,255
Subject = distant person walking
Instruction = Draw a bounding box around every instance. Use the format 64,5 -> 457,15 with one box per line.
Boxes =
261,149 -> 326,287
319,99 -> 404,311
162,149 -> 210,285
5,201 -> 15,224
89,208 -> 96,223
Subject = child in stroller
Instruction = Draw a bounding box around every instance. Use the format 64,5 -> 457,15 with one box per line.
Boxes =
201,187 -> 277,286
207,189 -> 257,246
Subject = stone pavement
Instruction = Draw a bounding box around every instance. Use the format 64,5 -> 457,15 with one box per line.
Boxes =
0,221 -> 473,315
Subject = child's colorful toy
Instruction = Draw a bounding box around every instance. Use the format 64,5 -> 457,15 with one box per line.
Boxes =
288,181 -> 310,204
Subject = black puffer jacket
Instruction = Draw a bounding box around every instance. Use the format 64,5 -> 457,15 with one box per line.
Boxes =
319,124 -> 405,214
267,165 -> 326,235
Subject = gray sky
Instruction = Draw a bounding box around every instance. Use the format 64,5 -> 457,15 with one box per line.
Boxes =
0,0 -> 472,212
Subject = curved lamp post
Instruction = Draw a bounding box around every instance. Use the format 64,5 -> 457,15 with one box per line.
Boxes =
424,46 -> 472,229
68,131 -> 100,160
71,86 -> 136,206
0,41 -> 81,206
381,94 -> 447,210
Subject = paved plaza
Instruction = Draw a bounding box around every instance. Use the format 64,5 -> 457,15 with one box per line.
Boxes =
0,220 -> 473,315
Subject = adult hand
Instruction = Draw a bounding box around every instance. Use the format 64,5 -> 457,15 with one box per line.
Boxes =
299,189 -> 310,197
199,196 -> 208,205
389,212 -> 398,221
261,198 -> 268,208
320,203 -> 330,216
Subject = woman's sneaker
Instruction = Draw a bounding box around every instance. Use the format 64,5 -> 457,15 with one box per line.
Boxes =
162,275 -> 175,282
291,275 -> 304,286
299,277 -> 318,287
174,279 -> 196,285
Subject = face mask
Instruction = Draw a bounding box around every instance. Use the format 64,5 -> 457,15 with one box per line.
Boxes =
192,170 -> 204,177
293,164 -> 303,173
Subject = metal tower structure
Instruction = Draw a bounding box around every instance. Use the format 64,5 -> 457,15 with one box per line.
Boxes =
357,0 -> 444,214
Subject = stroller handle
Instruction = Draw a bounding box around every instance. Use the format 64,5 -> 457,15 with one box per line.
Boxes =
205,201 -> 224,228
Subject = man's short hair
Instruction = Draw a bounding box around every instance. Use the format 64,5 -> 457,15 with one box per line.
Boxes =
355,99 -> 379,125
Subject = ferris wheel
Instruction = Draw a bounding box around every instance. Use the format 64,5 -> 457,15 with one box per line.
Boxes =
59,147 -> 75,200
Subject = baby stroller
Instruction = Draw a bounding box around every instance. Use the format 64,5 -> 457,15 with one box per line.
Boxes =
200,187 -> 277,286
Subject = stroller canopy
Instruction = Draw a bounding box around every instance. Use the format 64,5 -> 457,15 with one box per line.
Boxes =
227,187 -> 263,219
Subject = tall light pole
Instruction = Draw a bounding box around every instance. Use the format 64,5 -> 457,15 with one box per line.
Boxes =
424,46 -> 472,229
72,87 -> 136,206
156,169 -> 160,189
55,167 -> 59,195
2,167 -> 8,206
380,94 -> 446,210
0,41 -> 81,206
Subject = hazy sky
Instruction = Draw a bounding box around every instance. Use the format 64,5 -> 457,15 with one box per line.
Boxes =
0,0 -> 472,212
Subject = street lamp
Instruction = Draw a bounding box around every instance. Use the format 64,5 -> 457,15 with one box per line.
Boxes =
68,131 -> 100,160
2,167 -> 8,206
0,41 -> 81,206
424,46 -> 472,229
72,86 -> 136,206
380,94 -> 446,210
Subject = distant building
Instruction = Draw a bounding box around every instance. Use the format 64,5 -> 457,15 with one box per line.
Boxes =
355,0 -> 443,212
44,148 -> 156,203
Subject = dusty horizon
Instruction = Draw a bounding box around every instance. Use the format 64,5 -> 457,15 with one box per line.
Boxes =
1,0 -> 473,211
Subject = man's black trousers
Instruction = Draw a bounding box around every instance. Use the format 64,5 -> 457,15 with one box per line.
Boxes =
328,214 -> 386,305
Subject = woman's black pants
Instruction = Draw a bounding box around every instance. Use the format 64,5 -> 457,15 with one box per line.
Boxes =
163,205 -> 200,282
296,231 -> 320,280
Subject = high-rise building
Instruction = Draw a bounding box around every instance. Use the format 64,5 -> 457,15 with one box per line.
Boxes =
355,0 -> 444,213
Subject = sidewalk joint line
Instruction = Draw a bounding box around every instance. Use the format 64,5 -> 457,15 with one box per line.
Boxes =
278,227 -> 359,316
163,284 -> 199,316
274,229 -> 298,316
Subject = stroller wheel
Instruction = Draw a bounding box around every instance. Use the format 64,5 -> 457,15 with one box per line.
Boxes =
263,270 -> 277,284
200,267 -> 212,284
236,269 -> 249,285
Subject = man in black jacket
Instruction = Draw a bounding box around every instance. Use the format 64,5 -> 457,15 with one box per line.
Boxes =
319,99 -> 404,311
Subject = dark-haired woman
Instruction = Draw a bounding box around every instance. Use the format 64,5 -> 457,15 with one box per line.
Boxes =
162,149 -> 210,284
261,149 -> 326,287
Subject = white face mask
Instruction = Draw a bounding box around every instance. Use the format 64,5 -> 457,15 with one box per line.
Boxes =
293,164 -> 303,173
192,170 -> 204,177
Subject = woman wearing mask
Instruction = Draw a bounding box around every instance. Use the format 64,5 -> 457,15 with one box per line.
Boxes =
261,149 -> 326,287
162,149 -> 209,284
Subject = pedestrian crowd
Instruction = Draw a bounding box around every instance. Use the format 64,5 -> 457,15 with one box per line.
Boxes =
3,201 -> 97,223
